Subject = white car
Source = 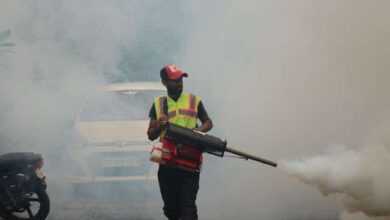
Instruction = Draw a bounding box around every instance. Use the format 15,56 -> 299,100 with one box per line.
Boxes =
69,82 -> 165,197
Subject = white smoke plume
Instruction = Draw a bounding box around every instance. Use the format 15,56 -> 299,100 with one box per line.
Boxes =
0,1 -> 181,219
283,144 -> 390,219
2,0 -> 390,219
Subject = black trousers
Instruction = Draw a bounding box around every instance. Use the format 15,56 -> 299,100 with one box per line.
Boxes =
158,165 -> 200,220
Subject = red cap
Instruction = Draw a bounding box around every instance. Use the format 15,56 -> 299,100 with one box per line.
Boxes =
161,64 -> 188,80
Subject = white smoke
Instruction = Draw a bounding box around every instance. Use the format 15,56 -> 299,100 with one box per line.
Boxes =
2,0 -> 390,219
0,0 -> 129,151
182,0 -> 390,219
340,212 -> 390,220
283,144 -> 390,219
0,1 -> 164,219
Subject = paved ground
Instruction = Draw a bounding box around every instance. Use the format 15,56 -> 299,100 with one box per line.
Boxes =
48,196 -> 164,220
1,197 -> 163,220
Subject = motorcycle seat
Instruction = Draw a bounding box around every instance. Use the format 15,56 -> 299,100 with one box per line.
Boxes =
0,152 -> 41,170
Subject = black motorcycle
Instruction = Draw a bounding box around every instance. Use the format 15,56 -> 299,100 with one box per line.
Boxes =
0,153 -> 50,220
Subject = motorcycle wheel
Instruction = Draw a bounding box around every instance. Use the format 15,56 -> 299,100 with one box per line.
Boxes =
5,187 -> 50,220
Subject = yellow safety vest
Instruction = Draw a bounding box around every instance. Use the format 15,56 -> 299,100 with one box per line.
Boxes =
154,92 -> 200,137
154,92 -> 203,172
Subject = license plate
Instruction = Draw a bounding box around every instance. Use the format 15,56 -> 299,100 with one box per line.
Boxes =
102,157 -> 140,167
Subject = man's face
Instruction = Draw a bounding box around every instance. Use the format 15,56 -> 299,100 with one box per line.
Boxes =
164,78 -> 183,96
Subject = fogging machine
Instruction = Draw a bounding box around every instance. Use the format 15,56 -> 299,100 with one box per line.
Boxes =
162,123 -> 277,167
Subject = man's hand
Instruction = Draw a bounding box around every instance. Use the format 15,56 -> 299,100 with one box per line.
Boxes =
157,114 -> 168,129
147,115 -> 168,141
193,118 -> 213,133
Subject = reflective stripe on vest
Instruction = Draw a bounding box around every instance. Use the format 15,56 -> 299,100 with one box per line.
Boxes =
167,111 -> 176,120
178,109 -> 197,118
155,96 -> 165,119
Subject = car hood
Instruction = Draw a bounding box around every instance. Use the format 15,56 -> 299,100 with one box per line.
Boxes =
75,120 -> 149,144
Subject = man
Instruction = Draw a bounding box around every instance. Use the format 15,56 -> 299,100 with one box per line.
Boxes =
147,64 -> 213,220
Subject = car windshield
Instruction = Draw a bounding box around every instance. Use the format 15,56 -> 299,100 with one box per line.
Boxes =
79,90 -> 164,121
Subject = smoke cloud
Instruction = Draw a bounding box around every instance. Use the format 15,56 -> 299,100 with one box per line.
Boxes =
283,144 -> 390,219
1,0 -> 390,219
0,1 -> 188,219
182,0 -> 390,219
